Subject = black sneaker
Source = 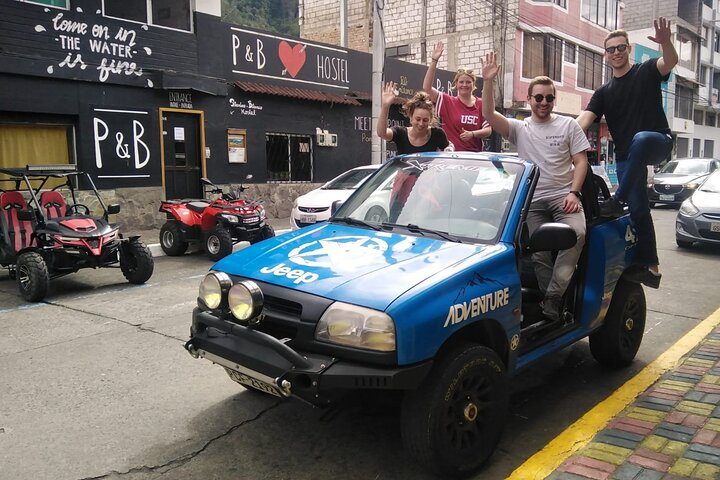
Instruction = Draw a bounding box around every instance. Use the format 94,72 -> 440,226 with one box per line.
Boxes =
625,266 -> 662,289
599,197 -> 625,217
541,295 -> 563,322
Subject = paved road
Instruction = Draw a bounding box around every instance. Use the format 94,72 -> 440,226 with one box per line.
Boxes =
0,208 -> 718,480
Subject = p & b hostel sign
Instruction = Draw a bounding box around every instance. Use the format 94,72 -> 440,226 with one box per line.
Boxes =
90,107 -> 157,187
229,27 -> 350,90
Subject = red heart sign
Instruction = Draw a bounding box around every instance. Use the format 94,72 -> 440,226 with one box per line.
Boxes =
278,41 -> 306,78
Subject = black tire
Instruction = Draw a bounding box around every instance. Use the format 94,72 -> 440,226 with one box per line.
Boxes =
205,227 -> 233,261
676,238 -> 693,249
16,251 -> 49,302
401,345 -> 508,478
120,239 -> 154,284
364,206 -> 388,223
250,224 -> 275,244
589,280 -> 646,368
159,222 -> 188,256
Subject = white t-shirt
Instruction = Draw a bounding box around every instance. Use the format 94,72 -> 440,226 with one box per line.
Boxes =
507,114 -> 590,201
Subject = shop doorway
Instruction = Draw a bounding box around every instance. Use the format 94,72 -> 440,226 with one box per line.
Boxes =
160,109 -> 205,199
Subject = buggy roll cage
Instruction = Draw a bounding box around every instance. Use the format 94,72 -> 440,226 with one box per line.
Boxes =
0,164 -> 114,220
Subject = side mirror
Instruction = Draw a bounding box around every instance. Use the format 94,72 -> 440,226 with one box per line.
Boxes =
525,222 -> 576,253
331,199 -> 344,216
107,203 -> 121,215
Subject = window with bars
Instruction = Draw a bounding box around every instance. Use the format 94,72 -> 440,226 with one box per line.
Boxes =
564,42 -> 576,64
675,85 -> 695,120
265,133 -> 313,182
581,0 -> 619,30
578,47 -> 604,90
522,33 -> 562,81
104,0 -> 192,31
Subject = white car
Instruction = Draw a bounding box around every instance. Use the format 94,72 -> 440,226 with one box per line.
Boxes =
291,164 -> 381,229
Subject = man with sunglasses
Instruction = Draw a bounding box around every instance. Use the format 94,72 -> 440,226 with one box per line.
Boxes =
578,18 -> 677,289
481,52 -> 589,323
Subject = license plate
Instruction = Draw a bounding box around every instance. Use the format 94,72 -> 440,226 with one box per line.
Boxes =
711,223 -> 720,233
659,194 -> 674,201
225,368 -> 285,397
300,214 -> 316,224
242,216 -> 259,224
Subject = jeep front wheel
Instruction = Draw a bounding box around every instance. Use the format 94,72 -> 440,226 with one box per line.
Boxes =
401,344 -> 508,478
16,252 -> 49,302
160,222 -> 188,256
204,227 -> 233,261
589,280 -> 646,368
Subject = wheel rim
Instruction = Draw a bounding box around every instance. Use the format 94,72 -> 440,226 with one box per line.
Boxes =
161,230 -> 174,248
18,264 -> 31,291
620,294 -> 643,353
441,373 -> 494,452
207,235 -> 220,254
365,208 -> 387,223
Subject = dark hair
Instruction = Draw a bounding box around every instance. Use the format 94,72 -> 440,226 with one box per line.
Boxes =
401,91 -> 435,119
604,30 -> 629,48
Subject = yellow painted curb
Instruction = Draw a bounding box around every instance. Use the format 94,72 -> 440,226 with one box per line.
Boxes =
507,306 -> 720,480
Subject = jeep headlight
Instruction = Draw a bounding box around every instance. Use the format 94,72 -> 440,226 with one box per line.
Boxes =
316,302 -> 395,352
228,280 -> 264,321
198,272 -> 232,310
220,214 -> 239,223
679,199 -> 699,216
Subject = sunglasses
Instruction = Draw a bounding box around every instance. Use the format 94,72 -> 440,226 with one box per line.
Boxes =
456,68 -> 474,75
532,94 -> 555,103
604,44 -> 628,54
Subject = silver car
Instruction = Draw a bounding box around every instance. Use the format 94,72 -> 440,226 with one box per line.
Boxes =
675,170 -> 720,248
648,158 -> 720,207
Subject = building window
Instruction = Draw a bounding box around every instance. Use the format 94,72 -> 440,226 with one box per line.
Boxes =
522,33 -> 562,81
0,123 -> 74,172
266,133 -> 312,182
16,0 -> 67,6
104,0 -> 192,31
715,32 -> 720,53
704,139 -> 714,158
707,111 -> 717,127
534,0 -> 567,7
694,109 -> 704,125
693,138 -> 701,156
386,45 -> 411,58
675,85 -> 694,120
676,137 -> 689,157
564,42 -> 576,63
578,47 -> 604,90
581,0 -> 619,30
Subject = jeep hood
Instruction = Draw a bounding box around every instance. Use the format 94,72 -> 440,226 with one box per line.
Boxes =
213,223 -> 502,311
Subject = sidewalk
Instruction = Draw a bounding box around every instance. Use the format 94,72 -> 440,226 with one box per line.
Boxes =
514,309 -> 720,480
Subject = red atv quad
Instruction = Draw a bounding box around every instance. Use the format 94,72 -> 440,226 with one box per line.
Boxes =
158,176 -> 275,261
0,164 -> 154,302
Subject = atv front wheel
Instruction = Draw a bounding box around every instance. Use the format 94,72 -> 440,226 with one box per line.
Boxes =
120,239 -> 154,284
589,279 -> 646,368
205,227 -> 233,261
16,252 -> 49,302
401,344 -> 508,478
251,224 -> 275,244
160,222 -> 188,256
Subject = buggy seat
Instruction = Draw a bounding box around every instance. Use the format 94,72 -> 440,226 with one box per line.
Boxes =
0,191 -> 36,253
39,191 -> 68,219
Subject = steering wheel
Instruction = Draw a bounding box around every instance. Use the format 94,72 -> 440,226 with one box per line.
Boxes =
67,204 -> 91,215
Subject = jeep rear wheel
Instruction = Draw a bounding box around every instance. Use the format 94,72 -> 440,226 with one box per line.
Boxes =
160,222 -> 188,256
205,227 -> 233,261
16,252 -> 49,302
120,239 -> 154,284
590,280 -> 646,368
401,345 -> 508,478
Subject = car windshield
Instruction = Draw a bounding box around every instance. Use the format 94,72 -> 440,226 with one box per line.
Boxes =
322,168 -> 375,190
660,159 -> 713,175
334,155 -> 523,243
699,171 -> 720,193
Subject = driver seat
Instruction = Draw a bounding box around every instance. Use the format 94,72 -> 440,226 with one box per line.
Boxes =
0,191 -> 35,252
40,191 -> 68,219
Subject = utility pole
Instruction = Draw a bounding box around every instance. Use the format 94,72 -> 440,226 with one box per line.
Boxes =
340,0 -> 347,47
371,0 -> 385,165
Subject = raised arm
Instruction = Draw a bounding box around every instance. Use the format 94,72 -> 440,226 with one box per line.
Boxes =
649,17 -> 678,76
376,81 -> 396,142
480,52 -> 510,139
422,42 -> 444,103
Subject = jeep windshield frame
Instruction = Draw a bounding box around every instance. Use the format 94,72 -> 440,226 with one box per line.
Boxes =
331,153 -> 524,245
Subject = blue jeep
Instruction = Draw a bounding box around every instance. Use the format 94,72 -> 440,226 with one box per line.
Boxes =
185,153 -> 644,478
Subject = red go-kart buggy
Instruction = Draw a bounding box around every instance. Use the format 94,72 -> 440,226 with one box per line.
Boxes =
158,177 -> 275,261
0,164 -> 154,302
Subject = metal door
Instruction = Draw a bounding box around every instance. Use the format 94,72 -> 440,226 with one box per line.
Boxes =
163,112 -> 202,199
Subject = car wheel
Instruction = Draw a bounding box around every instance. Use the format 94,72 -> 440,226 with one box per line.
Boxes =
364,206 -> 388,223
120,238 -> 154,284
401,344 -> 508,478
205,227 -> 233,261
16,251 -> 49,302
676,238 -> 693,249
589,280 -> 646,368
159,222 -> 188,256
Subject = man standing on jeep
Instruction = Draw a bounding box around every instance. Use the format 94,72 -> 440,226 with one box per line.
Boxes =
577,18 -> 677,289
481,52 -> 589,322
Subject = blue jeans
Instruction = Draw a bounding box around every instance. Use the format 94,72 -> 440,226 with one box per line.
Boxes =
615,131 -> 673,266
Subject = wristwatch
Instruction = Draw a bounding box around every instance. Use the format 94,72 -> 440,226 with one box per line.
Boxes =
570,190 -> 583,200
